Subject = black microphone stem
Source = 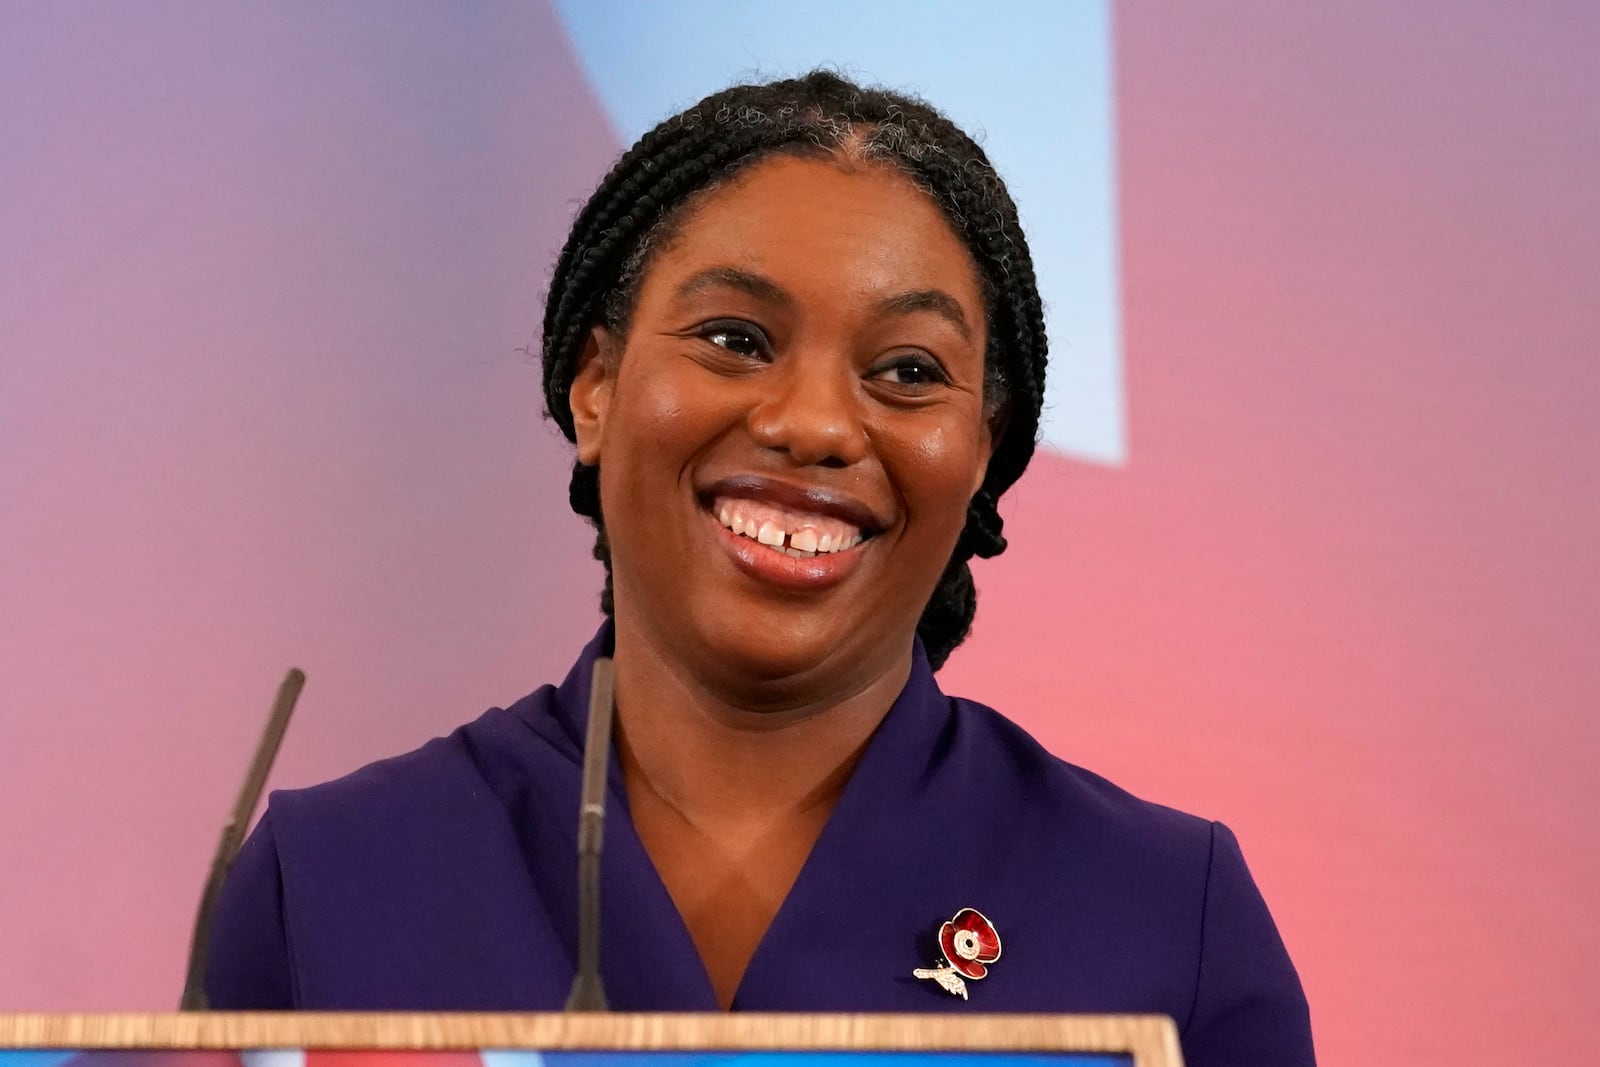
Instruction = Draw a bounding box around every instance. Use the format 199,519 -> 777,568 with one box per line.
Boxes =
565,656 -> 615,1011
179,667 -> 305,1010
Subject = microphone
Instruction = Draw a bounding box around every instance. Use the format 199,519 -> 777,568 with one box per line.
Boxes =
179,667 -> 306,1010
564,656 -> 615,1011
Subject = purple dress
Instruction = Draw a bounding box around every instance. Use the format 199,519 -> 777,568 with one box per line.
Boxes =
207,625 -> 1314,1066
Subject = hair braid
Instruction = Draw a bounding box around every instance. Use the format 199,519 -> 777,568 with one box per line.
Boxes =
540,70 -> 1050,670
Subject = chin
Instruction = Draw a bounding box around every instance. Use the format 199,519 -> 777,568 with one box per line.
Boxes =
614,570 -> 923,703
699,612 -> 849,685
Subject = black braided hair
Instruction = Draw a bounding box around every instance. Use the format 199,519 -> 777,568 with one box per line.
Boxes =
541,70 -> 1048,670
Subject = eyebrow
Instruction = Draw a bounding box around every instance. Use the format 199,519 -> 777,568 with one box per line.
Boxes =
673,266 -> 793,308
673,265 -> 973,341
874,288 -> 973,342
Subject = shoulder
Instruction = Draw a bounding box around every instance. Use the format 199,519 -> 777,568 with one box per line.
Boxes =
939,697 -> 1313,1061
268,686 -> 569,850
258,684 -> 581,935
941,694 -> 1217,956
945,694 -> 1213,862
208,685 -> 582,1009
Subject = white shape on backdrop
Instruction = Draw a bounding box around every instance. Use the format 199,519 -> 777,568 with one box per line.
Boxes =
241,1051 -> 306,1067
552,0 -> 1124,465
483,1051 -> 549,1067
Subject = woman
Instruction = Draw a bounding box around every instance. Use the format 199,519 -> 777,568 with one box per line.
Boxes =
207,72 -> 1315,1065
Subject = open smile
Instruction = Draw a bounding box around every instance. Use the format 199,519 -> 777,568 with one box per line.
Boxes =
696,476 -> 886,591
712,497 -> 865,558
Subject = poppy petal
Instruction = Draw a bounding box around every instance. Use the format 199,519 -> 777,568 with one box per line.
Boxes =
953,908 -> 1002,961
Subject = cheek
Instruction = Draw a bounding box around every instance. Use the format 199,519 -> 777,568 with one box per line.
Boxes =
599,359 -> 735,495
613,375 -> 685,447
888,417 -> 988,534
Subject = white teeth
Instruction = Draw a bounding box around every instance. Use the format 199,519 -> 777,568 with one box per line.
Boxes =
714,499 -> 865,555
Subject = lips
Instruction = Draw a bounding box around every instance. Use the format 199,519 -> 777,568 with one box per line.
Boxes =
697,474 -> 889,588
699,475 -> 888,533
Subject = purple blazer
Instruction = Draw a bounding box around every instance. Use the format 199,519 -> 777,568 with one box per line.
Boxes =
208,625 -> 1314,1066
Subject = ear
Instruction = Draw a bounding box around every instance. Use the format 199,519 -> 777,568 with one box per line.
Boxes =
971,406 -> 1004,497
569,325 -> 621,466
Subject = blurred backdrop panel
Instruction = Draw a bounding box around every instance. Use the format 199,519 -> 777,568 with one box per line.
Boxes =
1,3 -> 1595,1065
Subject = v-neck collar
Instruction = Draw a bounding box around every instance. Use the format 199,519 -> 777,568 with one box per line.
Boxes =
544,623 -> 953,1011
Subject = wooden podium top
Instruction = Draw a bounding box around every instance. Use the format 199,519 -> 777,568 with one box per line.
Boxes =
0,1013 -> 1182,1066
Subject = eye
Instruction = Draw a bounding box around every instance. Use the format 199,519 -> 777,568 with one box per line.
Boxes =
868,353 -> 952,391
695,319 -> 771,359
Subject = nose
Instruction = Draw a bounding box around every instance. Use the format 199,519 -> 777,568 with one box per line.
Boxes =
745,356 -> 869,468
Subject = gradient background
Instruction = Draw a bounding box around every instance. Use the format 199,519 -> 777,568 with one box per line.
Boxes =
2,3 -> 1596,1064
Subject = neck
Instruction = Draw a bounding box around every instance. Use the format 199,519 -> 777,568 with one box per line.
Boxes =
607,615 -> 912,826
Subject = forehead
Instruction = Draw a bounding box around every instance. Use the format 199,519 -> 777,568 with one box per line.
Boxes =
636,155 -> 985,317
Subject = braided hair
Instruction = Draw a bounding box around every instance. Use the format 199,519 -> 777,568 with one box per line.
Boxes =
540,70 -> 1048,670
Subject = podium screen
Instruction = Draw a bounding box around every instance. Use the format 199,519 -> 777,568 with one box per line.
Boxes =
0,1015 -> 1175,1066
1,1053 -> 1131,1067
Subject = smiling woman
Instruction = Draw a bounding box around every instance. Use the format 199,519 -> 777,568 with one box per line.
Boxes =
204,72 -> 1315,1067
571,157 -> 992,691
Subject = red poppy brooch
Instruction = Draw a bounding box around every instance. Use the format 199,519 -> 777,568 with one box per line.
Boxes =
913,907 -> 1002,1000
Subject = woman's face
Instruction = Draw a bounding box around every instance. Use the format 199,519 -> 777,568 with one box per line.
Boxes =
570,155 -> 993,694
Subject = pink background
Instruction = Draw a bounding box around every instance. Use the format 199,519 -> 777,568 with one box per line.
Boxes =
2,3 -> 1596,1063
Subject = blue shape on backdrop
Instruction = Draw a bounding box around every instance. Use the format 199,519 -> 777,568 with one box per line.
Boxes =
0,1055 -> 77,1067
552,0 -> 1123,465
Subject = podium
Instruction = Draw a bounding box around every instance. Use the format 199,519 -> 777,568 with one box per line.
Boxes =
0,1013 -> 1182,1066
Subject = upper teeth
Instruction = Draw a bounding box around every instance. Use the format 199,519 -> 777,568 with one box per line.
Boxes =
715,499 -> 864,558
